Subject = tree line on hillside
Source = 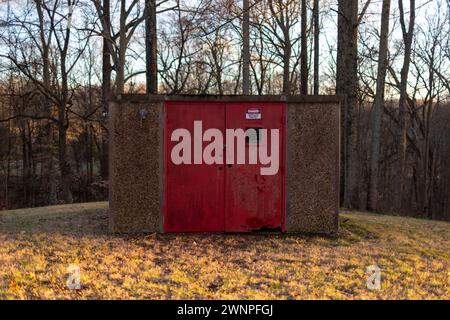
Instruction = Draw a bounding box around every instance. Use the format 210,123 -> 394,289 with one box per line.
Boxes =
0,0 -> 449,221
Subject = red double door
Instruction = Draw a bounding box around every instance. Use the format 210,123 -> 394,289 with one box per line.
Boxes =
164,101 -> 285,232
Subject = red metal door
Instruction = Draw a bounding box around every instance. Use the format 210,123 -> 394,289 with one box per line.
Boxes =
164,101 -> 225,232
225,102 -> 285,232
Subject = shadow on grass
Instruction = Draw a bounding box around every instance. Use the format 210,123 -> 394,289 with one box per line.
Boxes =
0,203 -> 338,245
0,208 -> 109,236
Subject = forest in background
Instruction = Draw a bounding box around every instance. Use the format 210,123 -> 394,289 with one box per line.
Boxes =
0,0 -> 449,221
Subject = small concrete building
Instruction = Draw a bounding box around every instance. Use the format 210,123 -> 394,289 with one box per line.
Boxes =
109,95 -> 340,234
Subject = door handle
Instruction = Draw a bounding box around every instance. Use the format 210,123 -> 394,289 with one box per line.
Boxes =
227,164 -> 232,168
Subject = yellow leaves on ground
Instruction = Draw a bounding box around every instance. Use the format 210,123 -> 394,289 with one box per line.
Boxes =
0,202 -> 448,299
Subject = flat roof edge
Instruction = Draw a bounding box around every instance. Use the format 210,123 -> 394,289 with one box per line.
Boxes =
111,94 -> 343,104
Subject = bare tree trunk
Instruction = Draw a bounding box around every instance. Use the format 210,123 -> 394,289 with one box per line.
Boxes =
336,0 -> 345,205
58,52 -> 73,204
20,122 -> 32,205
428,148 -> 437,219
368,0 -> 391,211
313,0 -> 319,95
336,0 -> 360,208
102,0 -> 111,107
54,1 -> 75,204
423,72 -> 434,217
4,119 -> 11,209
345,3 -> 360,210
300,0 -> 308,94
145,0 -> 158,94
116,0 -> 127,94
58,120 -> 73,203
85,64 -> 94,201
35,0 -> 57,204
283,38 -> 291,95
242,0 -> 250,95
395,0 -> 415,212
100,0 -> 111,181
268,0 -> 291,95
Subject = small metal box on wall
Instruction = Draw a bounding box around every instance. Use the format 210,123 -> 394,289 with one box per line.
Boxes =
109,95 -> 341,234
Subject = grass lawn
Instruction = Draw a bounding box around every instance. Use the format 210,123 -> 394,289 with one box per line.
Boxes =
0,202 -> 448,299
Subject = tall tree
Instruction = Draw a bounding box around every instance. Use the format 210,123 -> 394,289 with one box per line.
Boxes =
313,0 -> 319,94
35,0 -> 57,203
268,0 -> 296,95
145,0 -> 158,94
56,0 -> 76,203
92,0 -> 145,95
2,0 -> 88,203
336,0 -> 359,208
101,0 -> 111,108
395,0 -> 415,211
242,0 -> 250,95
300,0 -> 308,94
100,0 -> 111,180
336,0 -> 372,208
368,0 -> 391,211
